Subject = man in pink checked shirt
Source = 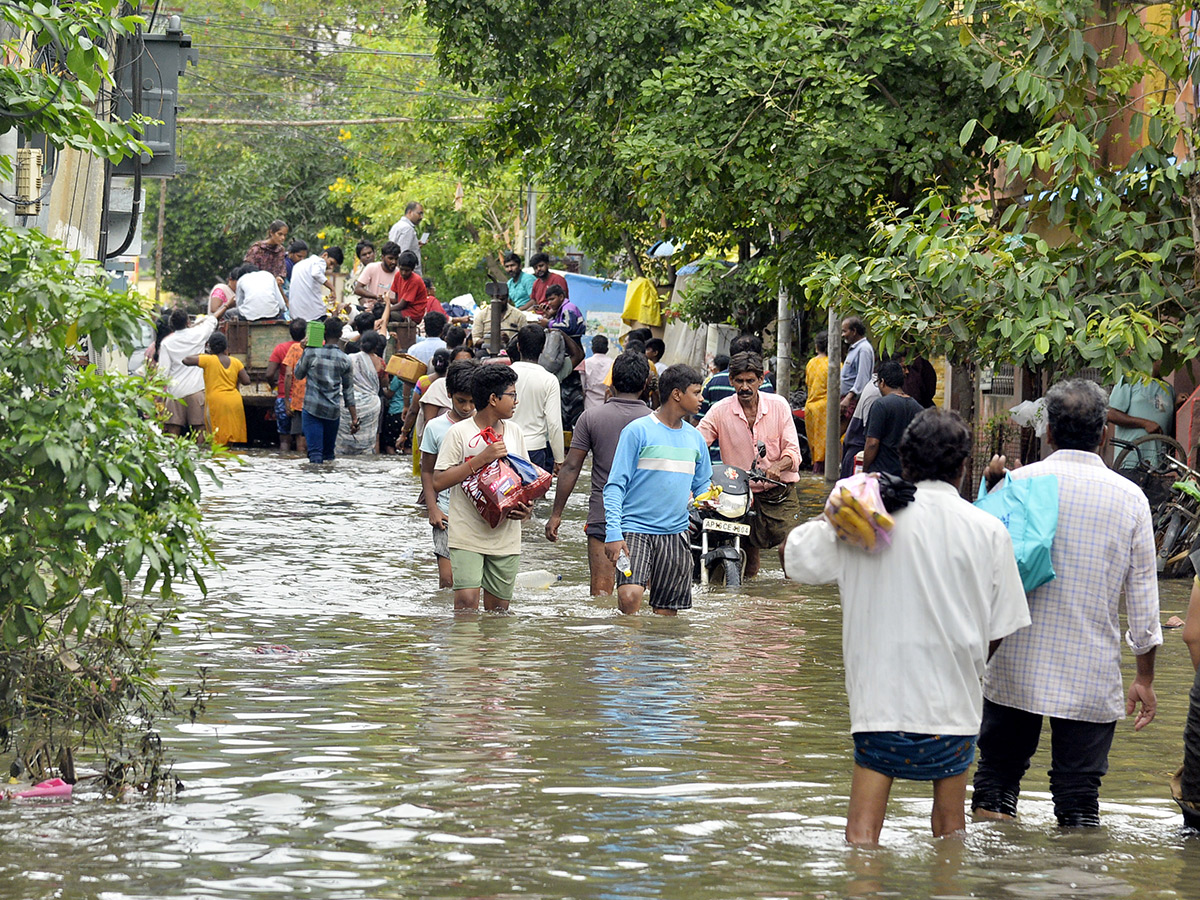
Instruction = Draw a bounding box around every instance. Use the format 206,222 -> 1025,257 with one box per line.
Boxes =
697,351 -> 802,578
972,378 -> 1162,828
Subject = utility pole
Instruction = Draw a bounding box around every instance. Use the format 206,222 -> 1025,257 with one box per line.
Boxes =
154,178 -> 166,305
524,183 -> 537,261
775,284 -> 792,396
825,305 -> 841,484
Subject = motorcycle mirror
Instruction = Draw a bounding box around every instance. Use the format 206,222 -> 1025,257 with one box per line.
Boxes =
757,440 -> 767,458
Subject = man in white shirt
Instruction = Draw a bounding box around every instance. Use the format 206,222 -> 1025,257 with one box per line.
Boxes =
388,201 -> 424,275
783,407 -> 1030,844
510,325 -> 565,474
156,296 -> 234,438
233,264 -> 287,321
289,247 -> 344,322
409,311 -> 448,366
579,335 -> 614,410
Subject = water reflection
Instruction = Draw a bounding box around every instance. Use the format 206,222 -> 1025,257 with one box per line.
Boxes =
0,455 -> 1197,898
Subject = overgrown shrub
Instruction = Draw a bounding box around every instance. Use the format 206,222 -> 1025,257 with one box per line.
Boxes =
0,225 -> 215,789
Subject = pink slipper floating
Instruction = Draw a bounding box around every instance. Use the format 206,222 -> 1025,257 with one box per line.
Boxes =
14,778 -> 72,799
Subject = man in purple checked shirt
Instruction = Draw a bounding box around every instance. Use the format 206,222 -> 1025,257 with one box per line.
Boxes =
539,283 -> 585,340
972,378 -> 1161,828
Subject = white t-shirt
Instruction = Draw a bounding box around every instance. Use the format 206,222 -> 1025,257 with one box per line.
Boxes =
289,255 -> 329,321
510,360 -> 564,462
783,479 -> 1030,735
235,270 -> 286,320
157,315 -> 219,398
579,353 -> 614,410
410,337 -> 447,366
851,380 -> 881,424
435,417 -> 528,555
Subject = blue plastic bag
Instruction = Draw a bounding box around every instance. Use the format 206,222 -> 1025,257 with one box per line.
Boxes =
507,453 -> 545,486
975,472 -> 1059,593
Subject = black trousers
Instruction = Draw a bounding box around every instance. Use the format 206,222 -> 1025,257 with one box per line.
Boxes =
1181,665 -> 1200,803
971,698 -> 1116,827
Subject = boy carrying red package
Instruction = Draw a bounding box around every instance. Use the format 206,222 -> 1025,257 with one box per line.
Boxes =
434,364 -> 538,612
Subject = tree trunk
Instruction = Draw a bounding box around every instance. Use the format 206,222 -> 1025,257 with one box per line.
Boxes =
825,304 -> 841,484
622,230 -> 645,279
950,359 -> 978,498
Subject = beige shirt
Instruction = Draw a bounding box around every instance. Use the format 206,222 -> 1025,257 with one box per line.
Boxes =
436,417 -> 529,556
471,304 -> 529,346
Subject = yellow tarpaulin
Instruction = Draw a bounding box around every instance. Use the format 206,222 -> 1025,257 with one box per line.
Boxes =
621,276 -> 662,327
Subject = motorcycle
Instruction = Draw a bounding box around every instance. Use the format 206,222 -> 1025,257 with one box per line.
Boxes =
1151,454 -> 1200,577
689,442 -> 786,587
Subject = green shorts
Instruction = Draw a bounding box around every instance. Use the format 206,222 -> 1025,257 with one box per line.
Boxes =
448,550 -> 520,601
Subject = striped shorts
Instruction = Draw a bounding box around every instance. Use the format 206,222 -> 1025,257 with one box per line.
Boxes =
618,531 -> 693,610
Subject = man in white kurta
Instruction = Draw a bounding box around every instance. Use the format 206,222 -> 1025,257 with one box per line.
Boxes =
783,407 -> 1030,844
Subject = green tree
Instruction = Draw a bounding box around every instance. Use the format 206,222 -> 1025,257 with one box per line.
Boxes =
159,5 -> 518,303
1,0 -> 215,782
805,1 -> 1199,387
423,0 -> 692,269
422,0 -> 1033,322
621,0 -> 1031,294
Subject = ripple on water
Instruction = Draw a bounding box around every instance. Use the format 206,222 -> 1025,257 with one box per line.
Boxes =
0,459 -> 1196,900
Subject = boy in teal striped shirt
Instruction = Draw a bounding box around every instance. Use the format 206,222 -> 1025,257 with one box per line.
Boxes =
604,364 -> 713,615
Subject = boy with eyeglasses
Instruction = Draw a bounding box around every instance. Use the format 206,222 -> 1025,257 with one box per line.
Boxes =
433,364 -> 532,611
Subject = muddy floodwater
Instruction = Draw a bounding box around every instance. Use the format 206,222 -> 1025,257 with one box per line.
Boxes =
2,452 -> 1200,899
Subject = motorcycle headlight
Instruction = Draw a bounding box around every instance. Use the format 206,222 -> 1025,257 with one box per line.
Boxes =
715,491 -> 749,519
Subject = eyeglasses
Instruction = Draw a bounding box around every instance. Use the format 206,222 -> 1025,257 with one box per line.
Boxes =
502,391 -> 518,399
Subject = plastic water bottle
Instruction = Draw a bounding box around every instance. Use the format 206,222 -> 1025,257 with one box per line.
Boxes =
514,569 -> 561,590
615,550 -> 633,578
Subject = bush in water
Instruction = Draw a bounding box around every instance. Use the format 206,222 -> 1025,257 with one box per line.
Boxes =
0,225 -> 217,792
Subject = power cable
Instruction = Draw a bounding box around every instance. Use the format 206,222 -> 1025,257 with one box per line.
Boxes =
199,42 -> 435,58
179,115 -> 484,126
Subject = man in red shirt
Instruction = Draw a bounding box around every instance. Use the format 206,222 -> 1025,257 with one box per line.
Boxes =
390,250 -> 430,321
265,318 -> 307,452
529,252 -> 569,314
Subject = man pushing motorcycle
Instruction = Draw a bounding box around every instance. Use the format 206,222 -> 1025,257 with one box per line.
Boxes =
697,352 -> 803,578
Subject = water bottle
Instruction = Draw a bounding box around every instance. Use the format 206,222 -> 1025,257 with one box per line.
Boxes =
615,549 -> 633,578
514,569 -> 561,590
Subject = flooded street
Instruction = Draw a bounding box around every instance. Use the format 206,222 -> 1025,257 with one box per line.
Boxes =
2,452 -> 1200,899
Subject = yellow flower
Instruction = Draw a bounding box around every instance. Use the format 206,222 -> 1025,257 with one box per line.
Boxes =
317,231 -> 326,239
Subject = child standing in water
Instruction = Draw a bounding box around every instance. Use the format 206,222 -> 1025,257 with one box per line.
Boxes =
419,360 -> 477,589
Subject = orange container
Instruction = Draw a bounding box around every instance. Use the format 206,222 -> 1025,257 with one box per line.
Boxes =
387,353 -> 427,384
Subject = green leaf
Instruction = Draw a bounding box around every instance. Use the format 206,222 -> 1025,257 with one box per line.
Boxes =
28,574 -> 47,607
959,119 -> 977,147
982,61 -> 1001,89
102,567 -> 124,603
1068,29 -> 1084,62
1148,116 -> 1164,145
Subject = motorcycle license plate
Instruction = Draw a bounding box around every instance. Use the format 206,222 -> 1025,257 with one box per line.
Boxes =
703,518 -> 750,536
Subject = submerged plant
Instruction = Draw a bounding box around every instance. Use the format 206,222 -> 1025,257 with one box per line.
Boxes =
0,224 -> 216,791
